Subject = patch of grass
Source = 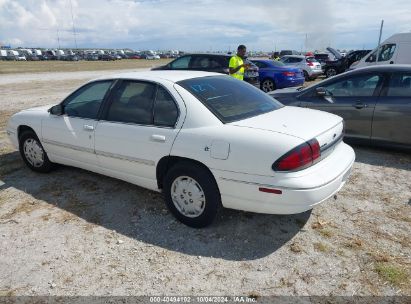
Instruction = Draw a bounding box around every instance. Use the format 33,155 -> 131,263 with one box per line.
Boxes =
290,242 -> 303,253
314,242 -> 329,252
318,228 -> 333,238
0,199 -> 38,220
375,263 -> 409,287
0,59 -> 172,74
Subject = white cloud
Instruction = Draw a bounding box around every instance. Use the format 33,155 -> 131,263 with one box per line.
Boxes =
0,0 -> 410,51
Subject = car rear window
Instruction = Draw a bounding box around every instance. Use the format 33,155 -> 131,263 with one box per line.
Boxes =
306,57 -> 319,63
177,75 -> 283,123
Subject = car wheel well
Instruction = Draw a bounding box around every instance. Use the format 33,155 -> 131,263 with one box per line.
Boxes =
156,156 -> 216,190
18,125 -> 36,139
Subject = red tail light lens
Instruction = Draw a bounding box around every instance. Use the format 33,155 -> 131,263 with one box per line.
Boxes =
273,139 -> 321,172
282,71 -> 295,77
306,61 -> 314,66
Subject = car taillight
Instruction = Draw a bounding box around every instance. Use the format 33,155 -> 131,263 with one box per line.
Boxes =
306,61 -> 314,66
272,139 -> 321,172
282,71 -> 295,77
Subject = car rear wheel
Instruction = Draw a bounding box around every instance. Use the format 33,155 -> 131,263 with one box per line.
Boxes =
163,162 -> 221,228
326,68 -> 337,78
19,130 -> 53,173
303,70 -> 310,81
261,79 -> 276,92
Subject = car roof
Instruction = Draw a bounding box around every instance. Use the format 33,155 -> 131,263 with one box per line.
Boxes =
282,55 -> 305,58
95,70 -> 222,83
350,64 -> 411,73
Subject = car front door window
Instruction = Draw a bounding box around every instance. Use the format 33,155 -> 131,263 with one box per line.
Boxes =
324,74 -> 381,98
170,56 -> 191,69
63,81 -> 112,119
378,44 -> 396,62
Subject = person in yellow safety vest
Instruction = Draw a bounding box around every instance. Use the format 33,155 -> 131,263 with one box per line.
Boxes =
229,45 -> 250,81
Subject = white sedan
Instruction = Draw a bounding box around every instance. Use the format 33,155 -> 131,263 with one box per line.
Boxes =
7,71 -> 355,227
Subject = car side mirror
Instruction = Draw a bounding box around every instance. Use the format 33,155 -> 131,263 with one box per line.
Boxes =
49,104 -> 63,115
316,87 -> 329,97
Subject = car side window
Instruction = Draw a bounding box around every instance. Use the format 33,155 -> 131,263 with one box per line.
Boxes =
63,80 -> 112,119
324,74 -> 381,97
154,86 -> 179,127
387,73 -> 411,97
253,61 -> 267,69
106,81 -> 156,125
190,56 -> 210,69
365,50 -> 377,63
170,56 -> 191,69
378,44 -> 396,62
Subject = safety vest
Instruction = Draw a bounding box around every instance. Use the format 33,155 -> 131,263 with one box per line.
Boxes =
229,55 -> 244,80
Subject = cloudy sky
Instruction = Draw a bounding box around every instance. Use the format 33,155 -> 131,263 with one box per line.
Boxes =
1,0 -> 411,51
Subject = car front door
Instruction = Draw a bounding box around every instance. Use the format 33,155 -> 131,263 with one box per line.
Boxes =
42,80 -> 113,166
299,73 -> 384,140
94,80 -> 182,191
372,72 -> 411,146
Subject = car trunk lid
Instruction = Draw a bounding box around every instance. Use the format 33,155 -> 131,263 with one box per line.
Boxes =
230,106 -> 344,157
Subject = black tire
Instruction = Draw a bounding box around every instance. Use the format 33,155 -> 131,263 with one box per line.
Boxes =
303,70 -> 310,81
19,130 -> 53,173
325,67 -> 337,78
261,79 -> 276,92
163,161 -> 221,228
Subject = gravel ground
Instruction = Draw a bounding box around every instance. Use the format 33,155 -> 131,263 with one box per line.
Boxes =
0,70 -> 410,297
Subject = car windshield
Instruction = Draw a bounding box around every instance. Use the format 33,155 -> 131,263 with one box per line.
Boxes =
177,75 -> 283,123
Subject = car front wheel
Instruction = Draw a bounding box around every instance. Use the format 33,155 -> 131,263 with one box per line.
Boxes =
261,79 -> 276,92
19,130 -> 53,173
163,162 -> 221,228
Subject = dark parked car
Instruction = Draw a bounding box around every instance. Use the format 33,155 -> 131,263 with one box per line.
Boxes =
99,54 -> 115,61
152,53 -> 260,87
269,65 -> 411,150
251,59 -> 304,92
324,48 -> 371,78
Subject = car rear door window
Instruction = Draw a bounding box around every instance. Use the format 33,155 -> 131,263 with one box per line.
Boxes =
170,56 -> 191,69
190,56 -> 210,69
387,73 -> 411,97
106,81 -> 156,125
63,80 -> 112,119
324,74 -> 382,97
154,86 -> 179,127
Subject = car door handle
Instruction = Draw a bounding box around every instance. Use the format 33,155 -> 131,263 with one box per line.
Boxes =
83,124 -> 95,131
353,102 -> 368,109
150,134 -> 166,143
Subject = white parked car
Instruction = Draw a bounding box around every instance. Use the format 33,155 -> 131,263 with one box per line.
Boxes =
280,55 -> 323,81
7,71 -> 355,227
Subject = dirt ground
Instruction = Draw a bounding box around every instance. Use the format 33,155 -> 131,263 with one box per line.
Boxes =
0,67 -> 410,297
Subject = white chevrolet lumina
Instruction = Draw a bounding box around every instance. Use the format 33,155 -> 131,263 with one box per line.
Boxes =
7,71 -> 355,227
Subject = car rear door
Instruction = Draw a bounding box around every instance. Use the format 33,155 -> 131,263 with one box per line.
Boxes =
299,72 -> 383,140
42,80 -> 113,166
372,71 -> 411,146
94,80 -> 183,191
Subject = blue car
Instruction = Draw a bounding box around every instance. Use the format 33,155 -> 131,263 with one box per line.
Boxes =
251,59 -> 305,92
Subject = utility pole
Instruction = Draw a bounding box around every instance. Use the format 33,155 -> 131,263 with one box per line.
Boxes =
56,29 -> 61,49
376,20 -> 384,63
69,0 -> 78,49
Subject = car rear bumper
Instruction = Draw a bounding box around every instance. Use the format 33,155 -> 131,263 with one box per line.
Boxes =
212,142 -> 355,214
277,77 -> 305,89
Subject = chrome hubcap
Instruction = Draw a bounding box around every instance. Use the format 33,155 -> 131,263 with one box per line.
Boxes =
171,176 -> 205,218
23,138 -> 44,167
262,80 -> 274,92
